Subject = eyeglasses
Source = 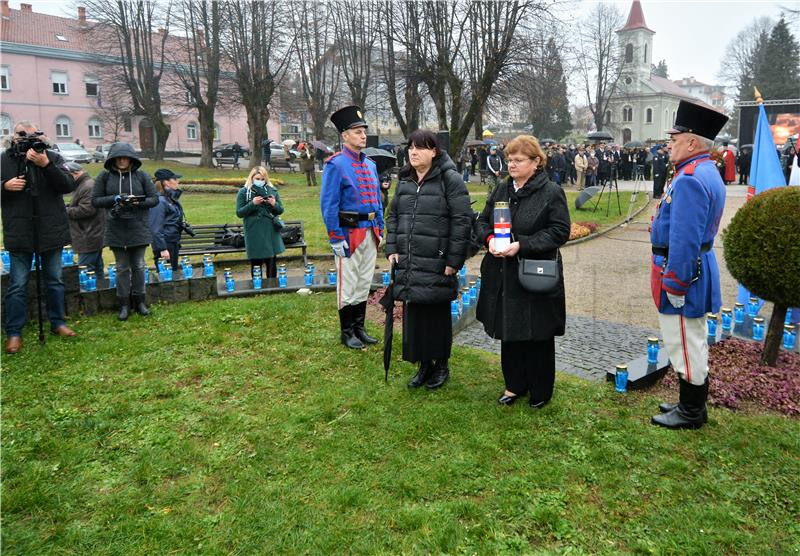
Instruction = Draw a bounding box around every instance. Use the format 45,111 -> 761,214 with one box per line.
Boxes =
507,158 -> 532,166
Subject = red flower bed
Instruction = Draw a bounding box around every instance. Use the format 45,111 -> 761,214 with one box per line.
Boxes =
662,338 -> 800,416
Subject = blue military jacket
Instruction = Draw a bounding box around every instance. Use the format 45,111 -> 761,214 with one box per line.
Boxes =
320,145 -> 384,251
650,153 -> 726,317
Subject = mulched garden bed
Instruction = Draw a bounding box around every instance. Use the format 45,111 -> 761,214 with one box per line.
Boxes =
661,337 -> 800,417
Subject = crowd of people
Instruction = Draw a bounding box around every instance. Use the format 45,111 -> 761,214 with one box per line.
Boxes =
2,98 -> 744,429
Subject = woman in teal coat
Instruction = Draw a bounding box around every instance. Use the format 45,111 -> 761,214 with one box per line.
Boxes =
236,165 -> 285,278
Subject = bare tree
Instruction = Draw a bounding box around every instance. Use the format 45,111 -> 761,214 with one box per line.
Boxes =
93,82 -> 134,143
169,0 -> 223,167
576,3 -> 625,132
376,0 -> 423,137
224,0 -> 292,167
82,0 -> 173,159
289,1 -> 343,139
331,0 -> 380,108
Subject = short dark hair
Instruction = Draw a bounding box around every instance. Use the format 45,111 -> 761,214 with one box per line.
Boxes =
407,129 -> 440,153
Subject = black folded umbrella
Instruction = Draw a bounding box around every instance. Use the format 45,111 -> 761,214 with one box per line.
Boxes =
379,265 -> 398,382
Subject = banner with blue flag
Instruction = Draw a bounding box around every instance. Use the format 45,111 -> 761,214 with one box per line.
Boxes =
736,103 -> 793,323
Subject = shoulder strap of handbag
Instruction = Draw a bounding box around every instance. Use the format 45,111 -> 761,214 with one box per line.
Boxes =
510,180 -> 559,264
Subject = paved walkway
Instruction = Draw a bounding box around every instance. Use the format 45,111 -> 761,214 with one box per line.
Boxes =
456,315 -> 659,381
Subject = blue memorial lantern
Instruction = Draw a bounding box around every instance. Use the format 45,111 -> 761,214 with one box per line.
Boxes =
304,269 -> 313,287
747,296 -> 760,318
614,365 -> 628,393
278,264 -> 288,288
328,268 -> 337,285
706,313 -> 718,339
382,269 -> 390,286
720,307 -> 732,334
203,254 -> 214,277
252,267 -> 262,290
752,317 -> 765,341
734,302 -> 745,324
784,325 -> 796,351
469,281 -> 477,303
647,337 -> 659,364
86,271 -> 97,292
108,263 -> 117,288
78,265 -> 88,289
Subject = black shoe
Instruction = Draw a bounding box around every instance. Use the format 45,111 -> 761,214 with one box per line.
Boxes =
352,301 -> 378,345
651,378 -> 707,429
338,306 -> 365,349
408,361 -> 434,388
425,359 -> 450,390
117,297 -> 130,321
133,295 -> 150,316
498,392 -> 523,405
658,401 -> 708,422
529,398 -> 550,409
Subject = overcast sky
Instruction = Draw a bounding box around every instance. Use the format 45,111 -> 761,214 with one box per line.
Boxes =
10,0 -> 792,87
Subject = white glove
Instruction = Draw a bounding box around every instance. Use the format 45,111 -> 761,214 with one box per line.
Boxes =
331,240 -> 348,258
667,293 -> 685,309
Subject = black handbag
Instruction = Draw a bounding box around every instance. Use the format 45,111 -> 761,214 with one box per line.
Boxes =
517,251 -> 560,294
272,216 -> 286,231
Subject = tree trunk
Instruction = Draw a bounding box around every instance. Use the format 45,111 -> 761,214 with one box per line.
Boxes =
152,117 -> 171,160
761,304 -> 787,366
243,99 -> 269,170
474,108 -> 483,140
198,107 -> 215,168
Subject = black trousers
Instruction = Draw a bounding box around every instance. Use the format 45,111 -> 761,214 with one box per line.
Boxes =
153,242 -> 180,271
501,337 -> 556,403
250,257 -> 277,278
653,178 -> 666,198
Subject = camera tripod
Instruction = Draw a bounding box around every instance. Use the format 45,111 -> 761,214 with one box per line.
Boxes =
625,164 -> 647,222
592,173 -> 621,217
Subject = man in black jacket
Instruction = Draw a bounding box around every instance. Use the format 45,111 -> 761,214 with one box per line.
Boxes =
652,145 -> 669,198
1,121 -> 77,353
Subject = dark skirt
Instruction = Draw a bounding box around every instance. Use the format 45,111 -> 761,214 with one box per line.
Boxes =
402,301 -> 452,362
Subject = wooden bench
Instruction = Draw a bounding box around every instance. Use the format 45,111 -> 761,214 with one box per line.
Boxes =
214,157 -> 241,169
179,220 -> 308,265
269,158 -> 296,173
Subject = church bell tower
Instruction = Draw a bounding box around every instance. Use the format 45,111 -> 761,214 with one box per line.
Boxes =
616,0 -> 655,93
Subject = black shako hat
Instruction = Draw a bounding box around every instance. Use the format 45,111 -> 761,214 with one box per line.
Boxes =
330,105 -> 368,134
666,100 -> 729,140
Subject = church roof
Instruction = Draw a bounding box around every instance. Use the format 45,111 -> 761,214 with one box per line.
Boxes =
649,75 -> 715,107
619,0 -> 654,33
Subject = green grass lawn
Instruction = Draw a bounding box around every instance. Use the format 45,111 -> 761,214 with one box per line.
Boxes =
3,294 -> 798,555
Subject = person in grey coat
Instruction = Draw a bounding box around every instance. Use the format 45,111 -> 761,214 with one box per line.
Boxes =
92,142 -> 158,320
65,163 -> 105,280
476,135 -> 571,408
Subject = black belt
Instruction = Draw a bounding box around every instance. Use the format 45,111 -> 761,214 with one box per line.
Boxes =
652,242 -> 712,257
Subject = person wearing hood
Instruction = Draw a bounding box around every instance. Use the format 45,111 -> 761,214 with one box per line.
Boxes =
92,142 -> 158,320
65,162 -> 105,280
475,135 -> 571,409
386,129 -> 473,390
149,169 -> 186,272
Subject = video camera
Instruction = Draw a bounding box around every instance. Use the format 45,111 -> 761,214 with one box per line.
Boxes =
181,221 -> 196,237
10,130 -> 49,158
109,194 -> 146,218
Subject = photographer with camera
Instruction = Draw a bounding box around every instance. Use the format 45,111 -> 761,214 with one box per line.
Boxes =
1,121 -> 77,353
148,169 -> 189,272
65,162 -> 105,280
91,143 -> 158,321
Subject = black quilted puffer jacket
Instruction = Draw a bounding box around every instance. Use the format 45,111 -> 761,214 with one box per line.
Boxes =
385,152 -> 473,304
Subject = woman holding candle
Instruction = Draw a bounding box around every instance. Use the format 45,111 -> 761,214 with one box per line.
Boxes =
475,135 -> 571,408
235,166 -> 285,279
386,129 -> 473,390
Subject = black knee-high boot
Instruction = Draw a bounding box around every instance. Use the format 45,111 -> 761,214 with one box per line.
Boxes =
339,305 -> 365,349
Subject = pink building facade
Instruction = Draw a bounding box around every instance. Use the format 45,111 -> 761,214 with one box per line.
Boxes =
0,2 -> 279,154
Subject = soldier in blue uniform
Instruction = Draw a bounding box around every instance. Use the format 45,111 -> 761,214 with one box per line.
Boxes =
650,100 -> 729,429
321,106 -> 384,349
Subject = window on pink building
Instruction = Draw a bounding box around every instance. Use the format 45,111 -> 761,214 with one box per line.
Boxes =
55,116 -> 71,138
0,67 -> 9,91
86,82 -> 98,97
52,72 -> 68,95
1,114 -> 12,136
88,118 -> 102,138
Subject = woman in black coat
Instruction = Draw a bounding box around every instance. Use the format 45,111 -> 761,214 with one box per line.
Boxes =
475,135 -> 571,408
92,142 -> 158,320
386,129 -> 473,390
